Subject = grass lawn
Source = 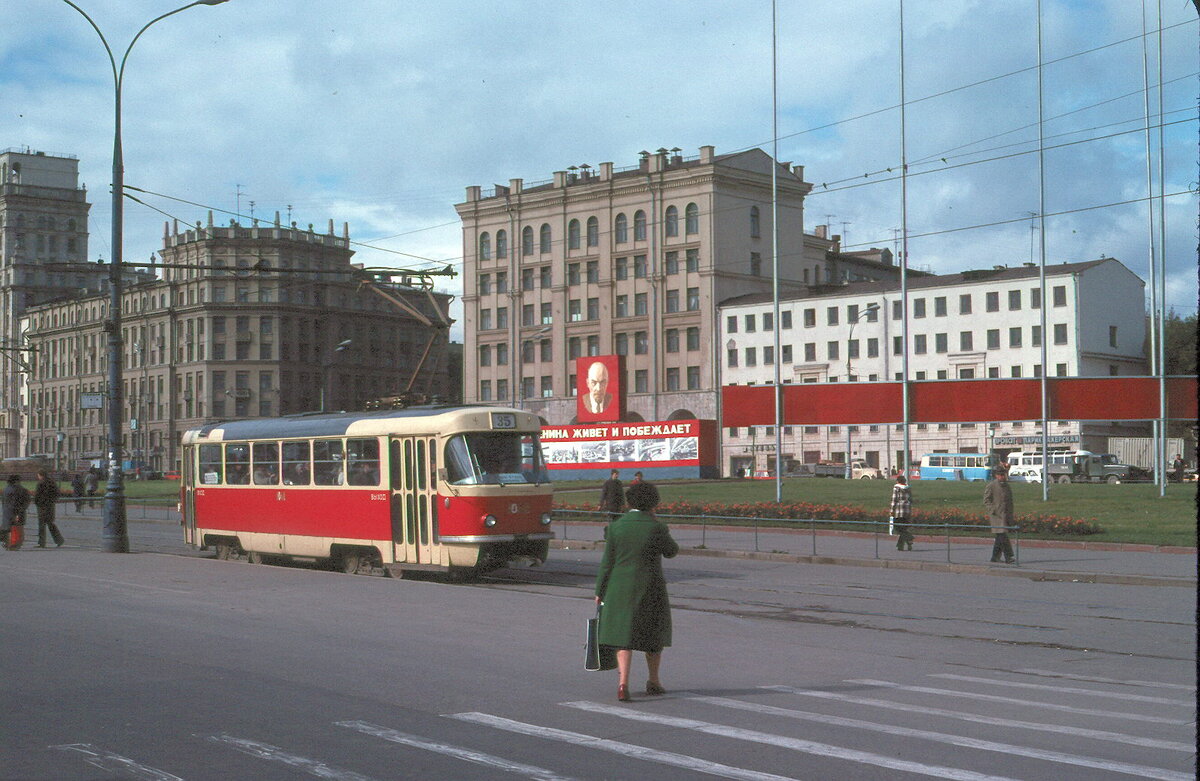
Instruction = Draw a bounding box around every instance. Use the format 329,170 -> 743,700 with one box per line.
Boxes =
556,478 -> 1198,548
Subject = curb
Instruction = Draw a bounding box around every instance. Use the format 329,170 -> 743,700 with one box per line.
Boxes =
548,539 -> 1196,588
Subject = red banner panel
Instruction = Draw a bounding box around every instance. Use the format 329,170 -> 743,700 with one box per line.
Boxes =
910,379 -> 1043,423
783,382 -> 904,425
1051,377 -> 1199,421
721,385 -> 776,427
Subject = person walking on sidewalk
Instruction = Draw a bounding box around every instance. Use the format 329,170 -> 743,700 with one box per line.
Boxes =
34,470 -> 64,548
598,469 -> 625,522
890,474 -> 913,551
1,474 -> 31,550
984,466 -> 1015,564
71,472 -> 85,514
84,468 -> 99,509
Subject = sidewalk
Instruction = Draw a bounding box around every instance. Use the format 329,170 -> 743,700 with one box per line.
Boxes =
551,519 -> 1197,587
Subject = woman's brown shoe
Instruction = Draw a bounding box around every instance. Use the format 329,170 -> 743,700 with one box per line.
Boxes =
645,682 -> 666,696
618,684 -> 631,702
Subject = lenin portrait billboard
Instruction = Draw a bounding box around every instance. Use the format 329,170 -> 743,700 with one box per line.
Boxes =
576,354 -> 624,423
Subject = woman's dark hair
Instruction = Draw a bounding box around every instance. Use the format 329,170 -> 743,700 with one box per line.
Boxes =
625,481 -> 660,511
895,474 -> 907,485
7,474 -> 21,485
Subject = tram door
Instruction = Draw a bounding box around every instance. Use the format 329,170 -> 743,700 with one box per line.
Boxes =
389,436 -> 439,565
182,446 -> 197,545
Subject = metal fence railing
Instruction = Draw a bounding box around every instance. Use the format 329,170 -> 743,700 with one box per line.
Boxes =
553,508 -> 1020,566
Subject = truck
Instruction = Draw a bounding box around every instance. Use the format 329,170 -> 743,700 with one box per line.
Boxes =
1008,450 -> 1134,484
1095,453 -> 1151,483
791,460 -> 883,479
1105,437 -> 1185,473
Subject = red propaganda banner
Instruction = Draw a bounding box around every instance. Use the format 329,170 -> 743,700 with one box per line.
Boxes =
1050,376 -> 1199,421
576,354 -> 624,423
910,379 -> 1043,423
541,420 -> 714,470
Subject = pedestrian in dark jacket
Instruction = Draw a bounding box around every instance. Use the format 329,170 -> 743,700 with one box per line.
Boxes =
2,474 -> 32,550
84,468 -> 99,509
34,470 -> 64,548
598,470 -> 624,521
71,473 -> 85,513
890,474 -> 913,551
594,480 -> 679,702
984,467 -> 1015,564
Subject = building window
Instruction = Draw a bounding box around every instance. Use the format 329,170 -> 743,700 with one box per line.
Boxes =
1008,289 -> 1021,310
959,294 -> 972,314
1053,285 -> 1067,306
522,226 -> 534,256
726,315 -> 737,334
960,331 -> 973,350
750,252 -> 761,276
745,314 -> 756,333
540,302 -> 552,325
986,291 -> 999,312
615,257 -> 628,280
634,293 -> 647,316
569,299 -> 581,321
827,341 -> 839,360
479,232 -> 491,261
727,348 -> 738,367
522,268 -> 535,291
497,379 -> 508,400
666,329 -> 680,353
522,304 -> 534,326
804,309 -> 816,327
615,295 -> 628,317
687,327 -> 699,350
686,249 -> 699,272
1011,366 -> 1022,377
1030,288 -> 1041,309
479,345 -> 491,366
867,337 -> 879,358
666,290 -> 679,313
568,219 -> 580,249
665,251 -> 679,275
987,367 -> 999,378
587,335 -> 600,355
615,213 -> 628,244
634,331 -> 648,354
666,367 -> 680,390
892,299 -> 903,320
934,296 -> 947,317
496,229 -> 507,259
935,333 -> 947,353
745,348 -> 757,367
496,272 -> 507,293
634,255 -> 647,278
586,260 -> 598,283
1009,327 -> 1022,347
892,336 -> 901,356
847,339 -> 860,359
614,333 -> 627,356
913,334 -> 927,354
635,369 -> 648,392
480,308 -> 492,330
480,380 -> 492,401
569,337 -> 582,359
913,298 -> 926,318
541,266 -> 553,288
781,344 -> 792,363
540,339 -> 552,362
522,340 -> 535,364
1109,365 -> 1119,376
540,223 -> 552,253
687,366 -> 700,389
1056,363 -> 1067,376
684,203 -> 699,234
827,306 -> 839,326
586,216 -> 599,247
763,312 -> 773,331
479,274 -> 491,295
986,329 -> 1000,349
1032,325 -> 1041,346
587,298 -> 599,320
686,288 -> 699,311
1054,323 -> 1068,344
805,343 -> 817,362
781,311 -> 792,329
664,205 -> 678,237
764,346 -> 774,365
958,367 -> 975,379
633,210 -> 647,241
1109,325 -> 1118,348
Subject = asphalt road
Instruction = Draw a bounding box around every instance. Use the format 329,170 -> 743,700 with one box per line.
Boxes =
0,515 -> 1194,780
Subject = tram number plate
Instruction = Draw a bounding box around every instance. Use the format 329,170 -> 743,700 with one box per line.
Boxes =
370,493 -> 388,501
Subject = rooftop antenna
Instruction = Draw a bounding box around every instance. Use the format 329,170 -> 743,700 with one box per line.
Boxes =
236,184 -> 244,223
840,220 -> 851,248
287,204 -> 293,225
249,200 -> 256,223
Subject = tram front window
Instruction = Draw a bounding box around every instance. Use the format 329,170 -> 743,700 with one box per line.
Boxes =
444,432 -> 549,486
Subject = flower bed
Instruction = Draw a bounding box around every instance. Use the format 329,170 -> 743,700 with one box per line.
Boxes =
556,499 -> 1103,536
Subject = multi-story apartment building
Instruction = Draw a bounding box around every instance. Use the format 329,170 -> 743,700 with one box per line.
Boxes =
19,214 -> 452,473
719,257 -> 1149,476
456,145 -> 907,426
0,148 -> 148,455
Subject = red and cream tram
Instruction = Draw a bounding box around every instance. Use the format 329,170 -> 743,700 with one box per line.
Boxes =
180,406 -> 553,576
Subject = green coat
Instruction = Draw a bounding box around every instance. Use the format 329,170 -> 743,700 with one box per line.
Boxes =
594,510 -> 679,651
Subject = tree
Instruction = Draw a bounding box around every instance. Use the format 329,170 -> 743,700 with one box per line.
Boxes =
1162,311 -> 1197,377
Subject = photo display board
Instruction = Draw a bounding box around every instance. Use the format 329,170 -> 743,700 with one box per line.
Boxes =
540,419 -> 716,477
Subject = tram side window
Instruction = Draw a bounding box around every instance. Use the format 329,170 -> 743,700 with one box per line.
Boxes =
346,438 -> 380,486
313,439 -> 345,485
225,443 -> 250,485
198,444 -> 223,485
282,441 -> 311,485
253,442 -> 280,485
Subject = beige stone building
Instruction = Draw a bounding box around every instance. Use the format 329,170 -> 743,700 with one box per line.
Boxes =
456,145 -> 906,426
20,215 -> 452,473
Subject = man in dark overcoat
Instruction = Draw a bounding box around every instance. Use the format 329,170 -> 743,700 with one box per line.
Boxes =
594,481 -> 679,701
1,474 -> 32,550
984,466 -> 1015,564
598,469 -> 624,522
34,470 -> 64,548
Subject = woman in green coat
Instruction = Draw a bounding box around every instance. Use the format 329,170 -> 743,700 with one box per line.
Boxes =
594,481 -> 679,702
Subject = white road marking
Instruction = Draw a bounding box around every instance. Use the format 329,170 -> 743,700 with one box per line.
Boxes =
335,720 -> 576,781
208,735 -> 375,780
687,692 -> 1192,781
562,700 -> 1019,781
930,673 -> 1193,705
763,685 -> 1191,752
1015,668 -> 1195,691
449,711 -> 796,781
53,744 -> 183,781
846,679 -> 1189,724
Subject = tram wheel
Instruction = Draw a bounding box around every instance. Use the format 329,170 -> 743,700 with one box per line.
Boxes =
247,551 -> 266,565
214,541 -> 236,560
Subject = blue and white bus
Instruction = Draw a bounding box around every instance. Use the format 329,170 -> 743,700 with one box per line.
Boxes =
917,453 -> 996,481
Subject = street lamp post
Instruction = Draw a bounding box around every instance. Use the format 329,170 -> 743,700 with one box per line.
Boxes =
844,303 -> 880,479
320,339 -> 353,413
61,0 -> 230,552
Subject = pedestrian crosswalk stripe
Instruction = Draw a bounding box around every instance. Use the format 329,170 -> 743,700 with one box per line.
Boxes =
846,679 -> 1189,724
449,711 -> 796,781
763,685 -> 1191,752
562,701 -> 1018,781
335,720 -> 576,781
684,692 -> 1192,781
209,735 -> 376,781
930,673 -> 1193,706
53,744 -> 183,781
1015,669 -> 1195,691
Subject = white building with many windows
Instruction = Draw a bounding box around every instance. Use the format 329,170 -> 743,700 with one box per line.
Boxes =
719,257 -> 1149,476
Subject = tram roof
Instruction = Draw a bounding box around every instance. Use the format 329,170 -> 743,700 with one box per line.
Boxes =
183,405 -> 531,443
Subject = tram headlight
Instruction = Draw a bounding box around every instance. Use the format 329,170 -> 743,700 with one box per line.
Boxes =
482,514 -> 498,528
540,512 -> 552,525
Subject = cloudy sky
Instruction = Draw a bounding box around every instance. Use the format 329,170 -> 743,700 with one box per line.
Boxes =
4,1 -> 1196,339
